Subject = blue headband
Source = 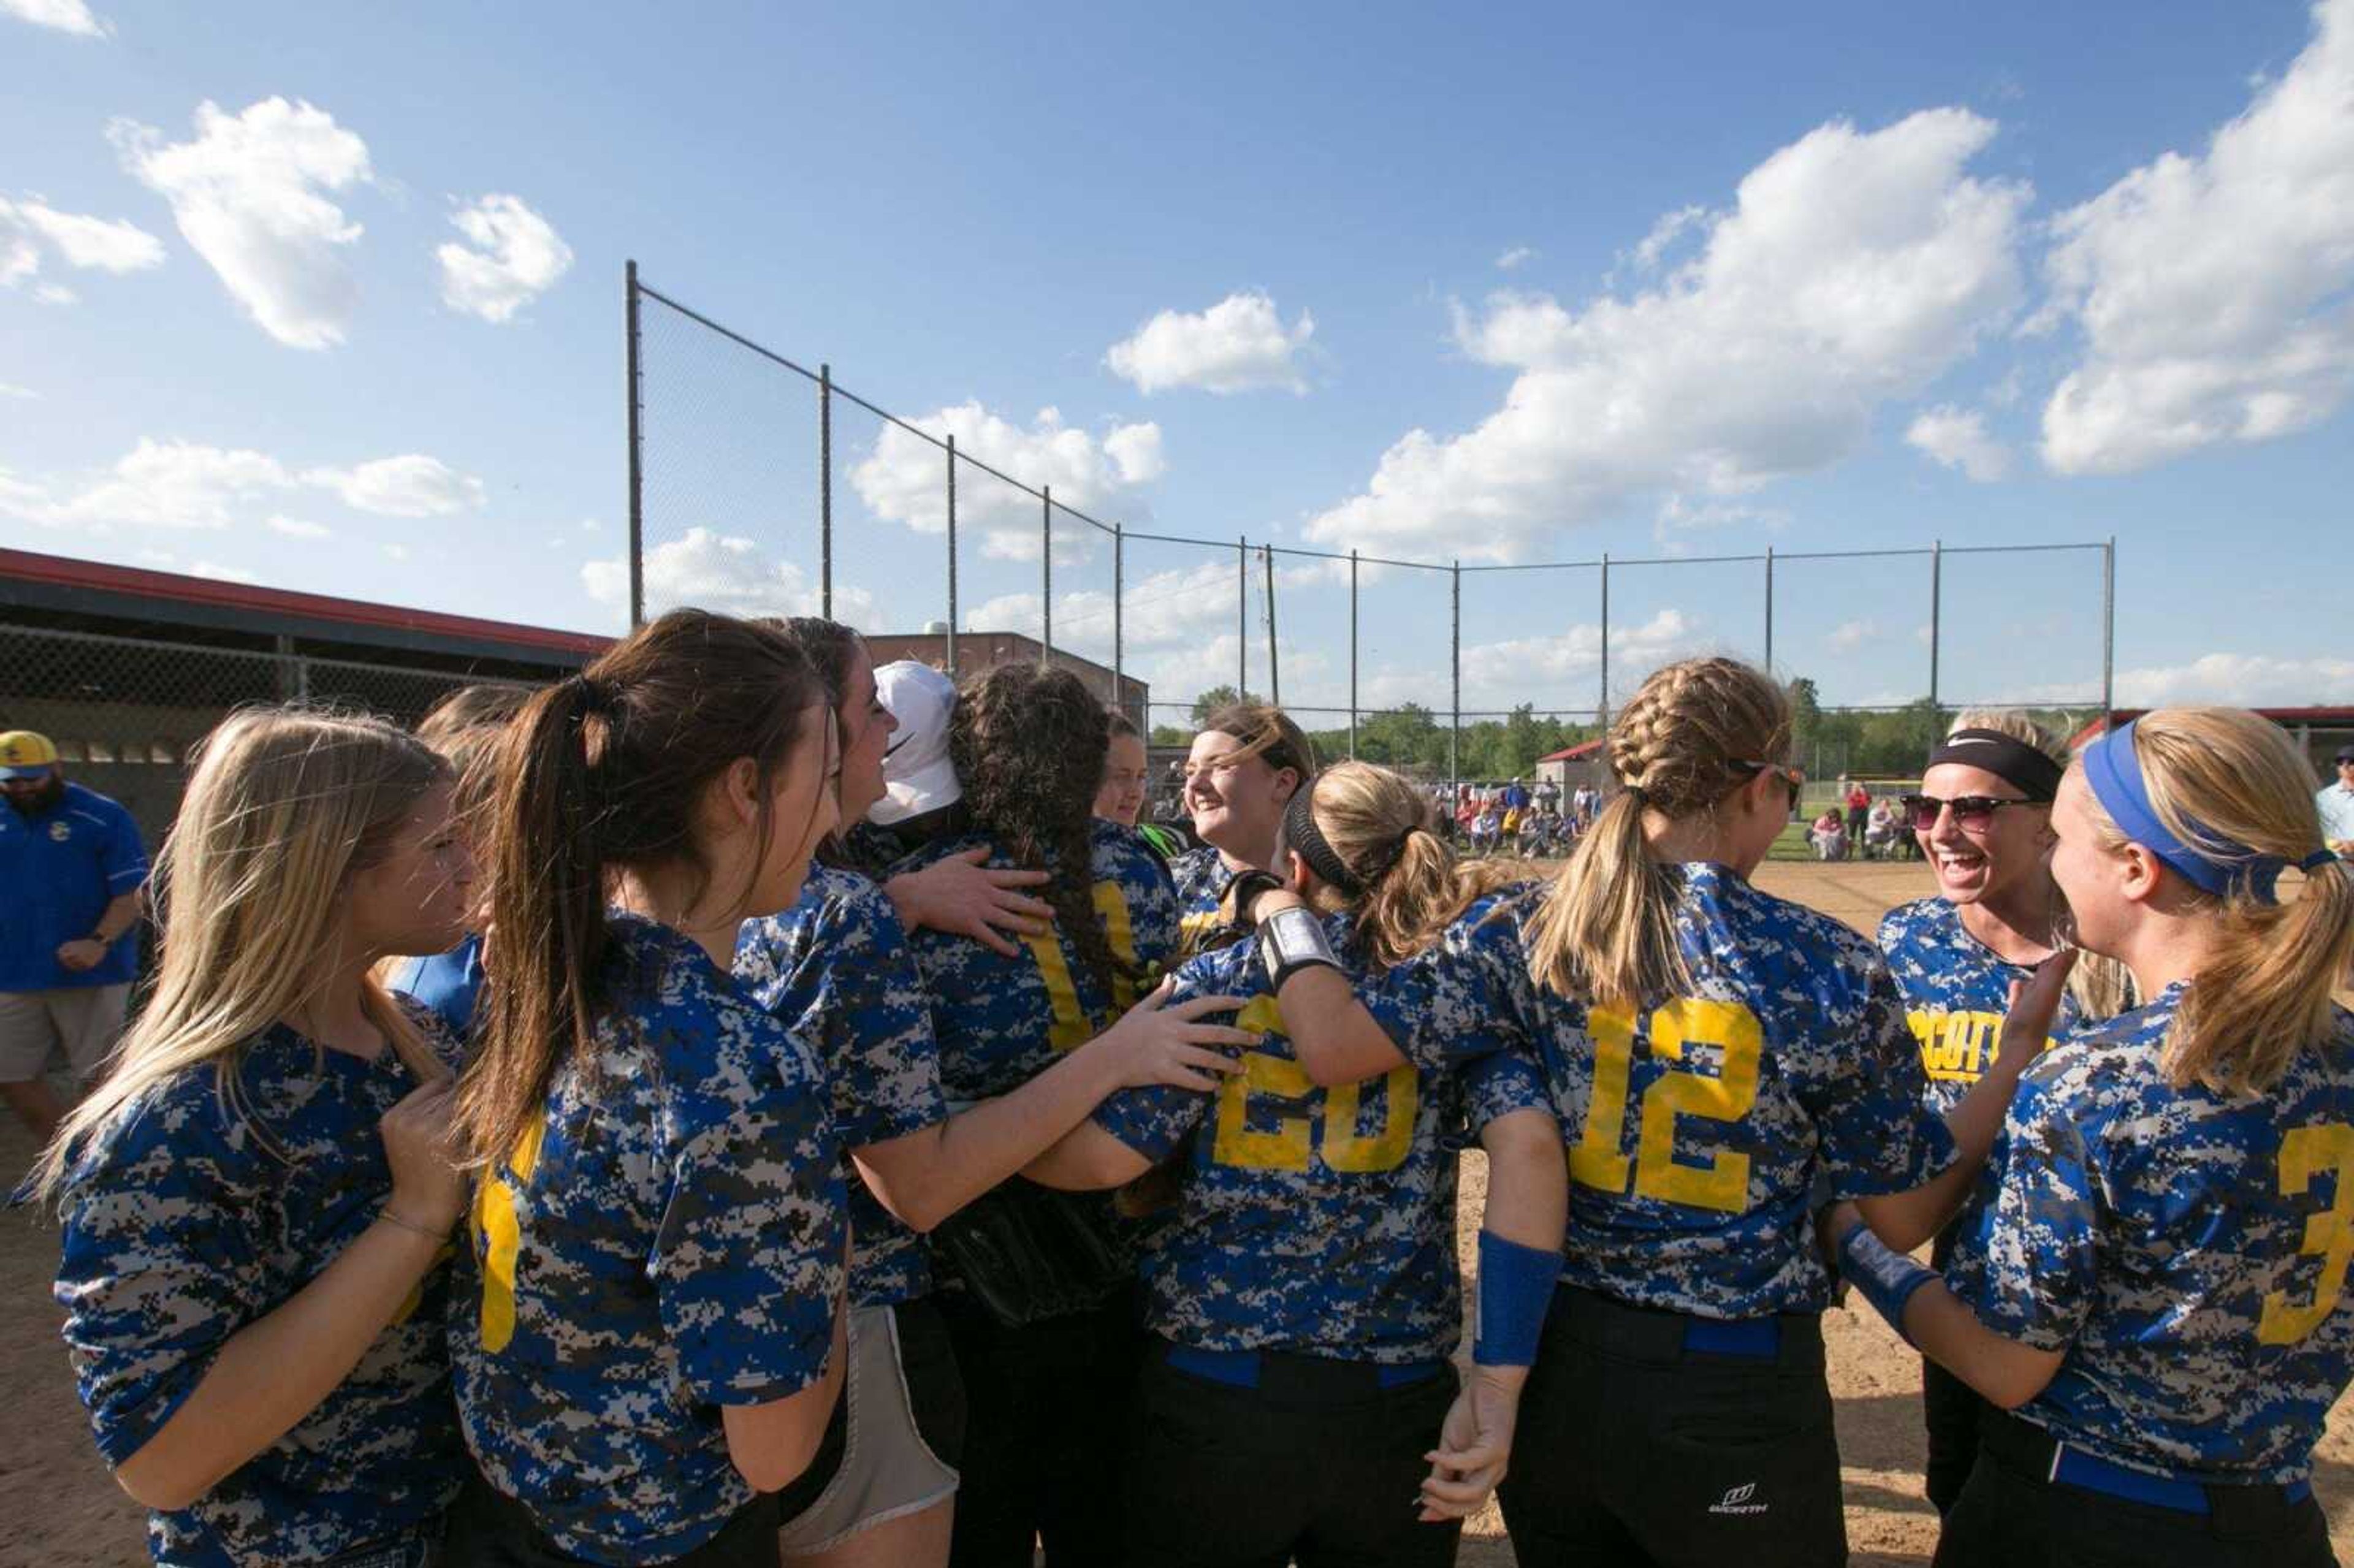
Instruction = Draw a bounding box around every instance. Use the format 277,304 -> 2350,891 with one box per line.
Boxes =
2081,719 -> 2302,905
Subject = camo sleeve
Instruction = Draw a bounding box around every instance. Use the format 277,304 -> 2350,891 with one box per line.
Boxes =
1088,942 -> 1245,1160
1804,952 -> 1958,1200
1463,1045 -> 1552,1135
1949,1062 -> 2099,1352
651,1056 -> 848,1404
55,1091 -> 270,1466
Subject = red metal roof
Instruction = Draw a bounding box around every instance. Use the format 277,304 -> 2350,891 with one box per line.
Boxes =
2065,707 -> 2354,750
1538,739 -> 1606,763
0,547 -> 611,657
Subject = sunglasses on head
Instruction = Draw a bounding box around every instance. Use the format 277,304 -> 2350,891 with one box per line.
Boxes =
1902,793 -> 2034,832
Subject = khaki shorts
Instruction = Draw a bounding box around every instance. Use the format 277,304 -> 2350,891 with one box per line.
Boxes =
0,985 -> 131,1083
776,1300 -> 964,1556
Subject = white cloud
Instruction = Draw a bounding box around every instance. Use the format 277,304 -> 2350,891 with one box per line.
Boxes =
849,402 -> 1164,557
0,195 -> 164,301
1496,246 -> 1537,272
0,0 -> 109,36
303,454 -> 484,517
435,194 -> 573,324
1105,291 -> 1314,395
0,381 -> 34,398
265,514 -> 331,539
2107,653 -> 2354,707
1905,405 -> 2012,481
1362,607 -> 1704,712
2036,0 -> 2354,474
1826,618 -> 1881,653
189,561 -> 257,584
111,97 -> 373,349
1630,204 -> 1708,272
1310,109 -> 2029,560
0,439 -> 486,530
582,527 -> 882,630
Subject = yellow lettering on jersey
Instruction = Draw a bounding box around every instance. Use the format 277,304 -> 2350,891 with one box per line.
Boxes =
1571,1007 -> 1637,1193
1213,1049 -> 1315,1171
476,1119 -> 546,1353
1324,1067 -> 1418,1174
1026,882 -> 1143,1052
1179,910 -> 1226,959
1634,999 -> 1761,1212
2259,1122 -> 2354,1346
1908,1009 -> 2064,1086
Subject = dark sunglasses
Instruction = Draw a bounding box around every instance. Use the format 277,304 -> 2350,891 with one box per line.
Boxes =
1732,759 -> 1805,805
1902,793 -> 2036,832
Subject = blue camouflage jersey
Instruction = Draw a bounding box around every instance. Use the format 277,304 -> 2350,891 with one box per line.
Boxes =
1878,897 -> 2077,1122
897,819 -> 1179,1102
53,1000 -> 466,1567
1094,902 -> 1550,1362
737,864 -> 950,1309
1409,866 -> 1956,1319
1167,842 -> 1245,960
450,914 -> 847,1565
1948,984 -> 2354,1483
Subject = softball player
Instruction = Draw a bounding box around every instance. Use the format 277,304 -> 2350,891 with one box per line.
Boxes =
1832,708 -> 2354,1567
734,621 -> 1249,1567
445,612 -> 850,1566
888,663 -> 1184,1568
1876,709 -> 2093,1512
1027,761 -> 1566,1568
386,683 -> 528,1041
1167,704 -> 1315,956
1369,657 -> 2030,1568
38,709 -> 474,1567
1097,711 -> 1187,862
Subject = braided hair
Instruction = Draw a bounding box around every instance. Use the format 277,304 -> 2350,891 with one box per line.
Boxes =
950,663 -> 1141,1000
1522,657 -> 1789,1009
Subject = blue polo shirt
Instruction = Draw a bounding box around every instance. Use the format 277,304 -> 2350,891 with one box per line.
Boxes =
0,782 -> 147,992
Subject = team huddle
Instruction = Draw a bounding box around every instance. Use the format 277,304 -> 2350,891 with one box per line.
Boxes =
25,607 -> 2354,1568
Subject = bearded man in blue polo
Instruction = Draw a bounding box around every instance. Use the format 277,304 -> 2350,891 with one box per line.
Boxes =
0,731 -> 148,1140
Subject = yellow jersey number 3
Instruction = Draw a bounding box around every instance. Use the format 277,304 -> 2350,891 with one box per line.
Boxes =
1572,998 -> 1761,1214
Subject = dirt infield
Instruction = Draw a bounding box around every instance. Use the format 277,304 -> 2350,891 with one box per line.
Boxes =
2,859 -> 2350,1565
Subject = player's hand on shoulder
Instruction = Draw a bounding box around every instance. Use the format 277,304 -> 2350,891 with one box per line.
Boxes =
888,844 -> 1054,957
1099,978 -> 1258,1091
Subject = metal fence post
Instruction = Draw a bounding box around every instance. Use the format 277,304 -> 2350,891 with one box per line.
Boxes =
1113,523 -> 1125,718
945,435 -> 959,678
818,363 -> 832,620
1598,552 -> 1611,724
2101,536 -> 2116,731
1450,559 -> 1461,797
1349,549 -> 1360,760
1041,486 -> 1053,663
1237,536 -> 1248,698
1929,538 -> 1943,710
1763,544 -> 1775,675
624,259 -> 646,630
1263,547 -> 1281,707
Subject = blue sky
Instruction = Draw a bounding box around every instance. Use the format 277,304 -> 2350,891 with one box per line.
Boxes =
4,0 -> 2351,726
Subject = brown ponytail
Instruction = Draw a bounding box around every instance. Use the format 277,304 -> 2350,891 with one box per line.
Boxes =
2077,707 -> 2354,1094
1522,657 -> 1790,1010
457,610 -> 826,1172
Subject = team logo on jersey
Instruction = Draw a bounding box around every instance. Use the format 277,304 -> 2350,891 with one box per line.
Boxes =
48,821 -> 70,842
1708,1482 -> 1768,1517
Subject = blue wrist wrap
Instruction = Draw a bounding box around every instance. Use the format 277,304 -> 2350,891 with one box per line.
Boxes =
1473,1230 -> 1561,1368
1835,1221 -> 1937,1347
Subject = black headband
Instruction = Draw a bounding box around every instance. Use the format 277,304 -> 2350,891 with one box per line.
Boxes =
1282,784 -> 1411,897
1925,728 -> 2063,802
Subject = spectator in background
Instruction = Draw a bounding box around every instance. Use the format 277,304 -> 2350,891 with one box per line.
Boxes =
0,731 -> 148,1140
1535,777 -> 1560,812
1810,806 -> 1848,862
1845,776 -> 1872,847
2320,744 -> 2354,858
1472,801 -> 1502,855
1865,795 -> 1903,861
1502,775 -> 1531,814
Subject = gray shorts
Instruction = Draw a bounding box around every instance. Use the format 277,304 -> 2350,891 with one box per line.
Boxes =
776,1300 -> 964,1555
0,985 -> 131,1083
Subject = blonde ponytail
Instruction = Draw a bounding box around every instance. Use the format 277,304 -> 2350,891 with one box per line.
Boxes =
1290,761 -> 1521,970
2079,707 -> 2354,1094
1523,657 -> 1790,1010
